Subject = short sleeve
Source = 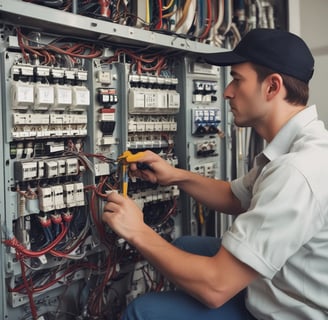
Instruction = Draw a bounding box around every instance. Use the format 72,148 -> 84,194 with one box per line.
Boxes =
223,162 -> 324,279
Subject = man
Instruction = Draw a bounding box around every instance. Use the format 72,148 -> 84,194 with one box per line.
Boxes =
103,29 -> 328,319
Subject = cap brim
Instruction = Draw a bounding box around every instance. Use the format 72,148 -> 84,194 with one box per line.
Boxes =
204,51 -> 248,66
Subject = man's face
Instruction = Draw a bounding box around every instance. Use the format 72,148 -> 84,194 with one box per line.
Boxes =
224,63 -> 268,128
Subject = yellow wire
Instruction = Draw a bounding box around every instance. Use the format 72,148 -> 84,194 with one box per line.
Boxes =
122,163 -> 128,197
146,0 -> 150,24
162,10 -> 177,19
175,0 -> 192,30
163,0 -> 175,11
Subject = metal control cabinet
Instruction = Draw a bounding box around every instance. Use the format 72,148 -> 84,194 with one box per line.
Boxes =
174,56 -> 230,237
0,0 -> 286,318
0,1 -> 229,319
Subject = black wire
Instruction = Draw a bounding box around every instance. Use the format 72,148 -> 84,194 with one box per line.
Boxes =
30,0 -> 64,9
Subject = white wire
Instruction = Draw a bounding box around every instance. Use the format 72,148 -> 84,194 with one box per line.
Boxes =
175,0 -> 197,34
223,0 -> 233,35
210,0 -> 225,46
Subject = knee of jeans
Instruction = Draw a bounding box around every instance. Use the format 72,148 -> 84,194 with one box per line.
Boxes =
172,236 -> 221,256
172,236 -> 193,250
122,293 -> 159,320
122,297 -> 142,320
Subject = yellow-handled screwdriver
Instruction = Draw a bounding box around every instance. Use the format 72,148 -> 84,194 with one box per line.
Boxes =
117,151 -> 153,196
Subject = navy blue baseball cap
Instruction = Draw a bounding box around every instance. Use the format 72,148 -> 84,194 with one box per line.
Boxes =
204,28 -> 314,83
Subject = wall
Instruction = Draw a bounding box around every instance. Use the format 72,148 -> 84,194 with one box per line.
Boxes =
290,0 -> 328,125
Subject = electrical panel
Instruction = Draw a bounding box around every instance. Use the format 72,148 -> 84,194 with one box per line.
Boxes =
174,58 -> 227,237
1,44 -> 189,319
0,0 -> 285,319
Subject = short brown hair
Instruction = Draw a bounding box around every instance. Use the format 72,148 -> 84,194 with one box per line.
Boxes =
251,63 -> 309,106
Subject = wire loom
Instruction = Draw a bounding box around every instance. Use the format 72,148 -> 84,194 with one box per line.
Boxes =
22,0 -> 278,48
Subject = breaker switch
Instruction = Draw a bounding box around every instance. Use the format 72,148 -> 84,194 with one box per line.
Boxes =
98,88 -> 118,107
100,121 -> 116,135
195,125 -> 206,135
208,125 -> 219,134
99,109 -> 116,135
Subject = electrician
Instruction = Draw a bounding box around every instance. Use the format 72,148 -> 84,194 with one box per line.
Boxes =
102,28 -> 328,320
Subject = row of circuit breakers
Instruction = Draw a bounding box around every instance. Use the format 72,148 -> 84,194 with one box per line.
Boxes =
1,44 -> 224,319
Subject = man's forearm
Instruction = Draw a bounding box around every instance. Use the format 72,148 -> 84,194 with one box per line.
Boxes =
171,168 -> 243,214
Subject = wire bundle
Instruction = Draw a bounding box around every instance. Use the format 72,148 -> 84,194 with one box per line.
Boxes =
22,0 -> 278,48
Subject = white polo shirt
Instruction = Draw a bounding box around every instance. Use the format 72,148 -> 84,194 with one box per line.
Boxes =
222,105 -> 328,319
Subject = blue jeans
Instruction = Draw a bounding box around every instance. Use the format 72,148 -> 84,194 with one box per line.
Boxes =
122,236 -> 257,320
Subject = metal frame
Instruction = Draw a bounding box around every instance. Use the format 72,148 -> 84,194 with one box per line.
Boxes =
0,0 -> 226,55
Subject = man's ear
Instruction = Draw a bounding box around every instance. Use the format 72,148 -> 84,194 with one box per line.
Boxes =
266,73 -> 282,98
268,82 -> 277,93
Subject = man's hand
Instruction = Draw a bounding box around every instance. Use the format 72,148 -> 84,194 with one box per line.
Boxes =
127,150 -> 177,186
102,191 -> 148,243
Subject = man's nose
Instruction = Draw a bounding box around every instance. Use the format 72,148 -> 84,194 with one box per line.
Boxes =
223,85 -> 233,100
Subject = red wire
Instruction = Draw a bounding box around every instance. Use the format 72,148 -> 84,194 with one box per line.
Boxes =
98,0 -> 111,17
3,223 -> 68,257
155,0 -> 163,29
199,0 -> 212,41
17,29 -> 103,62
18,253 -> 38,319
90,188 -> 106,240
10,261 -> 97,294
16,28 -> 30,62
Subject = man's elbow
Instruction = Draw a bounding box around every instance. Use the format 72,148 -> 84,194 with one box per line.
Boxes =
199,290 -> 230,309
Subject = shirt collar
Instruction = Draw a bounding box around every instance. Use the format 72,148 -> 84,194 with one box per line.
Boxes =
263,105 -> 318,161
